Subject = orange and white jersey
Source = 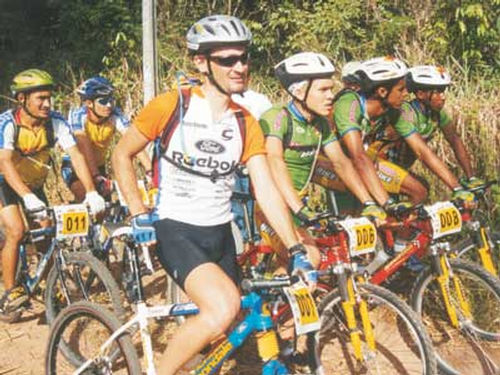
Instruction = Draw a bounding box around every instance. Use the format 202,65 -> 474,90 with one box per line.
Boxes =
134,86 -> 266,226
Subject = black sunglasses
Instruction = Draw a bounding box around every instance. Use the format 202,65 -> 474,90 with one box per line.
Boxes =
95,96 -> 115,106
209,52 -> 249,67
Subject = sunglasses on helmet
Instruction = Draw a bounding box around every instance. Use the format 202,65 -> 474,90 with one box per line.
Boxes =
95,96 -> 115,106
209,52 -> 249,67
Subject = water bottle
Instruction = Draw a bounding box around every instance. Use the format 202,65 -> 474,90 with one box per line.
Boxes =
365,249 -> 390,274
60,154 -> 73,186
393,238 -> 408,253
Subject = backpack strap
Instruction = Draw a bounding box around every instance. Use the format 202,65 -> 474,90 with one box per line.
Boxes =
13,118 -> 55,156
158,86 -> 191,155
281,107 -> 294,150
153,87 -> 247,185
235,110 -> 246,150
280,106 -> 320,152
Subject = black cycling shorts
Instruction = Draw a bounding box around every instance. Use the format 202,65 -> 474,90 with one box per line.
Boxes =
154,218 -> 239,290
0,176 -> 47,208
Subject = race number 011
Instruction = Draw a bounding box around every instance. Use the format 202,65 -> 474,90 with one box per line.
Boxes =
62,213 -> 87,234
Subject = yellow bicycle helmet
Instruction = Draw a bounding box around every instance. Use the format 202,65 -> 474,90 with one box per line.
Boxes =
11,69 -> 55,96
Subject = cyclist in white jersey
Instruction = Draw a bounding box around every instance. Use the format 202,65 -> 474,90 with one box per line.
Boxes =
112,15 -> 314,374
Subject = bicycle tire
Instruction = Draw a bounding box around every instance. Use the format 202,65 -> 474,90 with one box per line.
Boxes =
454,230 -> 500,277
45,300 -> 141,375
307,282 -> 437,374
410,258 -> 500,375
45,251 -> 125,324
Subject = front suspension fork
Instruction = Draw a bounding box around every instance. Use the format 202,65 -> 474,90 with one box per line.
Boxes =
338,272 -> 376,360
431,246 -> 472,327
474,225 -> 497,276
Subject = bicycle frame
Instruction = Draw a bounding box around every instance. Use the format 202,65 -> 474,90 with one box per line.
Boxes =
19,226 -> 57,294
19,208 -> 108,301
312,221 -> 378,361
365,206 -> 478,328
75,289 -> 295,375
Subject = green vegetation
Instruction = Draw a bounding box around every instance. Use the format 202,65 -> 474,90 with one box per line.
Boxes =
0,0 -> 498,219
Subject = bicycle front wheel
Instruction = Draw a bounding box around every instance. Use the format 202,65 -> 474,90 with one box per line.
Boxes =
45,301 -> 141,375
454,230 -> 500,277
410,258 -> 500,375
307,282 -> 437,374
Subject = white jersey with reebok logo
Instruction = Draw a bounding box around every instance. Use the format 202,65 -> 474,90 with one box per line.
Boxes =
133,86 -> 266,226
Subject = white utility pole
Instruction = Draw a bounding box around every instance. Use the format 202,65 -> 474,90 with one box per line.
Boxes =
142,0 -> 158,105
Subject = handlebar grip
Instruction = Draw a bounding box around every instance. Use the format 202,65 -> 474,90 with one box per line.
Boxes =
241,276 -> 297,292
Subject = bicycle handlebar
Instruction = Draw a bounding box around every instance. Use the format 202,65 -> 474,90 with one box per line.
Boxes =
241,275 -> 299,293
467,180 -> 498,194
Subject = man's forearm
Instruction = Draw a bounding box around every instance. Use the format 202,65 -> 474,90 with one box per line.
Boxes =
419,147 -> 459,189
267,156 -> 303,212
255,184 -> 298,248
137,149 -> 152,174
331,155 -> 372,203
451,138 -> 474,178
249,156 -> 299,248
75,134 -> 99,177
352,152 -> 389,205
69,149 -> 96,192
112,150 -> 146,215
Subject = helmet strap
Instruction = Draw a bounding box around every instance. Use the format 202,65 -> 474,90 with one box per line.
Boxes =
88,101 -> 111,124
376,81 -> 398,110
288,80 -> 322,120
206,58 -> 231,97
19,93 -> 48,121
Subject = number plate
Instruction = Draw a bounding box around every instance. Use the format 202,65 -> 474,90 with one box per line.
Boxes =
338,217 -> 378,257
54,204 -> 89,239
424,201 -> 462,239
283,280 -> 320,335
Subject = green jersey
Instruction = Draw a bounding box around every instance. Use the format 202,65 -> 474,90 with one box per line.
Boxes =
367,99 -> 452,168
333,91 -> 399,149
259,103 -> 337,191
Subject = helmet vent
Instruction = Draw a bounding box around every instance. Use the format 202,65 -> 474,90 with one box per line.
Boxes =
229,20 -> 241,36
221,24 -> 231,35
203,24 -> 216,35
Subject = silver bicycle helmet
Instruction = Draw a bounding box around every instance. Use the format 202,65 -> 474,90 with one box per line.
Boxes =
357,56 -> 407,93
274,52 -> 335,91
341,61 -> 362,83
406,65 -> 451,92
186,15 -> 252,53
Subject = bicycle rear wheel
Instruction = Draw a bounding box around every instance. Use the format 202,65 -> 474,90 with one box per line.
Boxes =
308,282 -> 437,374
45,301 -> 141,374
45,251 -> 125,323
410,258 -> 500,375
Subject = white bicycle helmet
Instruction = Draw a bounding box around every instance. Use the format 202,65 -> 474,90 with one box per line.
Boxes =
186,15 -> 252,53
274,52 -> 335,91
357,56 -> 407,92
406,65 -> 451,92
341,61 -> 362,83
